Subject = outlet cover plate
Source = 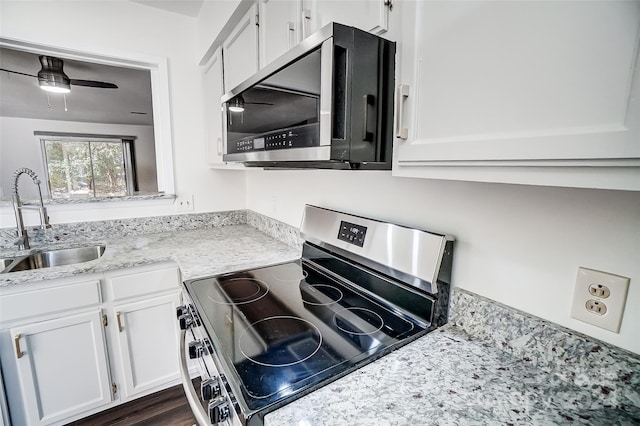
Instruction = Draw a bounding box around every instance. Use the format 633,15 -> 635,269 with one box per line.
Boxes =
175,195 -> 194,212
570,267 -> 630,333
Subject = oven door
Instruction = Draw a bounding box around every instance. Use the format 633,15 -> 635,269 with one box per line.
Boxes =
179,329 -> 210,426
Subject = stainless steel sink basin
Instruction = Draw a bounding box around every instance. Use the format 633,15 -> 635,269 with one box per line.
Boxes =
1,245 -> 106,273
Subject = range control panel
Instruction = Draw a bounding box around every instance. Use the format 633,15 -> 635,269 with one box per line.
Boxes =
227,124 -> 318,154
338,221 -> 367,247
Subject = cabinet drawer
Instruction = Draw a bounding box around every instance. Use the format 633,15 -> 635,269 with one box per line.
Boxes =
106,264 -> 180,301
0,280 -> 101,323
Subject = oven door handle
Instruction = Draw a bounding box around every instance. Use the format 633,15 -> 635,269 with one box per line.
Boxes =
179,330 -> 210,426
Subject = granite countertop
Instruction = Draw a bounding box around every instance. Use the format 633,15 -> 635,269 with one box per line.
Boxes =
0,193 -> 174,207
0,224 -> 300,287
266,289 -> 640,425
266,325 -> 638,425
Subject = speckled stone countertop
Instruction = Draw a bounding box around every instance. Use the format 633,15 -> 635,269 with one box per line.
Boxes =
266,289 -> 640,425
0,210 -> 300,287
2,210 -> 638,424
0,193 -> 173,207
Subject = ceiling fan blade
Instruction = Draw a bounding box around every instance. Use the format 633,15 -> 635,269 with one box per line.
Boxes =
245,101 -> 274,106
0,68 -> 38,78
70,79 -> 118,89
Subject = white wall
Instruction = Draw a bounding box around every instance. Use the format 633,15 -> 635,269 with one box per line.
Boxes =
245,169 -> 640,354
0,0 -> 246,224
196,0 -> 242,63
0,117 -> 157,198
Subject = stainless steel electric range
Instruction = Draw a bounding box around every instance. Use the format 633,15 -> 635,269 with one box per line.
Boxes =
178,205 -> 454,425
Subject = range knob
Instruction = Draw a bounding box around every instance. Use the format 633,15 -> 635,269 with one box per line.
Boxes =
201,377 -> 221,401
178,314 -> 194,330
208,398 -> 230,424
188,340 -> 205,359
176,305 -> 188,319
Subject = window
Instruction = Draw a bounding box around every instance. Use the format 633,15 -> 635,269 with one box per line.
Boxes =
41,136 -> 137,199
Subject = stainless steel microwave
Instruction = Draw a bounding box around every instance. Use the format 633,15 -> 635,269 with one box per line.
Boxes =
221,23 -> 396,169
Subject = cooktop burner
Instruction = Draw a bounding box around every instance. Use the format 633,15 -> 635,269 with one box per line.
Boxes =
334,307 -> 384,335
239,316 -> 323,367
300,283 -> 343,306
270,263 -> 307,281
207,278 -> 269,305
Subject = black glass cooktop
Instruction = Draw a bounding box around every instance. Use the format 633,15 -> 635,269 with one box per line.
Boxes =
186,256 -> 431,412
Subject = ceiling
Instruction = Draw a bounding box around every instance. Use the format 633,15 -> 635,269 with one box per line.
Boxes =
0,47 -> 154,126
131,0 -> 204,18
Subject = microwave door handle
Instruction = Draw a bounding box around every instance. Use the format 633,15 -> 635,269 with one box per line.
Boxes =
362,94 -> 374,142
395,84 -> 409,139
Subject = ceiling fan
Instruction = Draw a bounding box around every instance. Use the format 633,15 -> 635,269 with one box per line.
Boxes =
0,55 -> 118,94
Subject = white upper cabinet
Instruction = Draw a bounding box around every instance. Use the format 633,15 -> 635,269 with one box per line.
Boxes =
393,1 -> 640,190
223,4 -> 260,92
301,0 -> 390,38
202,47 -> 244,169
202,48 -> 225,166
258,0 -> 300,68
258,0 -> 392,68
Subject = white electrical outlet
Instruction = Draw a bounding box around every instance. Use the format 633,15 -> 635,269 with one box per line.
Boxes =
175,195 -> 194,212
570,267 -> 630,333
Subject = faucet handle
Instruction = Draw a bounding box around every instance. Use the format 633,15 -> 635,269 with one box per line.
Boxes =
13,236 -> 25,247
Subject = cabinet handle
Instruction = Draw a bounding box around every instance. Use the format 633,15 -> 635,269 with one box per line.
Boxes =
395,84 -> 409,139
116,311 -> 123,332
14,334 -> 23,359
301,9 -> 311,40
217,137 -> 223,156
287,21 -> 296,49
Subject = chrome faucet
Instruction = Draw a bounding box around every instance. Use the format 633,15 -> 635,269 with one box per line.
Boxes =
12,168 -> 51,250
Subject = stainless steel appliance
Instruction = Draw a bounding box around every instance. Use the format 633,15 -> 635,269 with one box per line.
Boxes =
221,24 -> 396,169
178,205 -> 454,425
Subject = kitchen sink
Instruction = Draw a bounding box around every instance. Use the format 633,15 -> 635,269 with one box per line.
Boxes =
1,245 -> 106,273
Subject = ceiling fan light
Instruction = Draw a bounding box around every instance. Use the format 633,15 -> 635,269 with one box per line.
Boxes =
39,83 -> 71,94
37,56 -> 71,94
229,96 -> 245,112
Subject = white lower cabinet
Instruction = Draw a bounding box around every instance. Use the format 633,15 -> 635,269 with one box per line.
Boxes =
0,262 -> 182,425
110,293 -> 182,400
10,310 -> 112,426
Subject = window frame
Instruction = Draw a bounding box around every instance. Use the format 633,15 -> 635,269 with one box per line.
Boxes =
0,36 -> 175,196
38,132 -> 137,199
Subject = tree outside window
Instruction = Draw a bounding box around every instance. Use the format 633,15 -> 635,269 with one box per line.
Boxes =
42,138 -> 135,199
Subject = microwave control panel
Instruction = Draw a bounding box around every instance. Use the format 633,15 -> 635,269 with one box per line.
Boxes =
227,124 -> 318,154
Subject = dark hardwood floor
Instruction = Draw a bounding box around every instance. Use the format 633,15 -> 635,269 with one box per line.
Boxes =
66,384 -> 196,426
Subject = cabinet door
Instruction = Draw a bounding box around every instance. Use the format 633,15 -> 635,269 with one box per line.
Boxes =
223,4 -> 260,92
111,292 -> 181,401
301,0 -> 389,38
259,0 -> 300,68
10,310 -> 112,425
202,48 -> 246,169
393,1 -> 640,190
203,47 -> 227,166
